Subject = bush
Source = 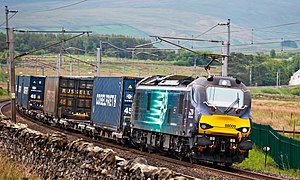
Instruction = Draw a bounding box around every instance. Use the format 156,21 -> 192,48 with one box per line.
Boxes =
290,87 -> 300,96
260,88 -> 282,94
250,87 -> 300,96
0,89 -> 7,96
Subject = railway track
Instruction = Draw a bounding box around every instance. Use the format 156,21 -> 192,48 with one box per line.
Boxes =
0,101 -> 287,180
0,99 -> 10,118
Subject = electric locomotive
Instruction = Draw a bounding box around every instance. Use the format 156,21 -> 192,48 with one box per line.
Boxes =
131,75 -> 253,165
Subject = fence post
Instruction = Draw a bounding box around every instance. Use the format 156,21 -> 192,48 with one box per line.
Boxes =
292,112 -> 295,139
271,112 -> 274,119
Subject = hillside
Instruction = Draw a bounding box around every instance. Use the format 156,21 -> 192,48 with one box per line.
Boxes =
1,0 -> 300,52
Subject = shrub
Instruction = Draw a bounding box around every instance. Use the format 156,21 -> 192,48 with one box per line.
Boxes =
260,88 -> 281,94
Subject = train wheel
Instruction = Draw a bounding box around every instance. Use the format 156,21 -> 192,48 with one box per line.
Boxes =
147,145 -> 154,154
225,163 -> 232,167
177,152 -> 184,161
121,139 -> 129,147
189,153 -> 194,164
139,145 -> 144,152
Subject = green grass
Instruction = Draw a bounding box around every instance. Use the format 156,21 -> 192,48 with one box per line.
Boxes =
0,154 -> 39,180
235,146 -> 300,178
250,87 -> 300,96
0,89 -> 8,96
0,88 -> 9,100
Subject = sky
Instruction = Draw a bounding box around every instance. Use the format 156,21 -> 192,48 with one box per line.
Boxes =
1,0 -> 299,53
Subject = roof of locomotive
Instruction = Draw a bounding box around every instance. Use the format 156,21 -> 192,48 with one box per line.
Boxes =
190,75 -> 248,90
137,75 -> 248,92
138,75 -> 195,87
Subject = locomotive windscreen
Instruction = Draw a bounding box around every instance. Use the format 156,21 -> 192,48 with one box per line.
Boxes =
206,87 -> 244,108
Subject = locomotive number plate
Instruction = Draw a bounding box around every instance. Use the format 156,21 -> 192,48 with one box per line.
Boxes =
225,124 -> 236,128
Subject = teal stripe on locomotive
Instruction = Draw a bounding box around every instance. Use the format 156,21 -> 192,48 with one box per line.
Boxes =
132,87 -> 193,136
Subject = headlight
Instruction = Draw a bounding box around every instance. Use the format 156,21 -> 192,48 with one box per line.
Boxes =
200,123 -> 213,130
242,127 -> 248,133
237,127 -> 249,133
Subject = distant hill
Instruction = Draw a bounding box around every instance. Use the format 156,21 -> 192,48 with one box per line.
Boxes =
2,0 -> 300,53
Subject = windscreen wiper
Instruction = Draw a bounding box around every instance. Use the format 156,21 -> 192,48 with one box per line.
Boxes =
224,95 -> 240,114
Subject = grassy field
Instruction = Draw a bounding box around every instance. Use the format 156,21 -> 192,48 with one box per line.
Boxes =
235,146 -> 300,178
250,86 -> 300,96
12,55 -> 220,78
251,99 -> 300,132
0,154 -> 39,180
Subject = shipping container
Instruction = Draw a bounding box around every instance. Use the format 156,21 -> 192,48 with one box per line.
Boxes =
91,77 -> 140,130
16,76 -> 22,106
16,75 -> 45,110
43,76 -> 59,116
43,76 -> 94,120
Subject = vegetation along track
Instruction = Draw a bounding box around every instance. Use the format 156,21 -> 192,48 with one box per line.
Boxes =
0,99 -> 11,119
0,101 -> 286,180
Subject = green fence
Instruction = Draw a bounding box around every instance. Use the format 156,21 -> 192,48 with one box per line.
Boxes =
249,123 -> 300,169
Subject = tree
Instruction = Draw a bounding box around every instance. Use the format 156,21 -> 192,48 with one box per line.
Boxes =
270,49 -> 276,58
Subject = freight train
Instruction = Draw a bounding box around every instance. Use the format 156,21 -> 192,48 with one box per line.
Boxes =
16,74 -> 253,166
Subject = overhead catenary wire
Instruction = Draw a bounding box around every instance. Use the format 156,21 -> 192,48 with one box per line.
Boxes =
194,24 -> 220,39
15,32 -> 87,58
0,11 -> 17,27
32,0 -> 89,13
202,21 -> 300,36
102,41 -> 132,53
179,23 -> 221,46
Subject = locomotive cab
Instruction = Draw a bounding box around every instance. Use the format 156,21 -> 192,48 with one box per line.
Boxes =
190,76 -> 253,165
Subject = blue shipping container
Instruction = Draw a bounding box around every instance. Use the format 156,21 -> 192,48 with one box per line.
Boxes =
19,76 -> 45,110
91,77 -> 138,130
16,76 -> 22,106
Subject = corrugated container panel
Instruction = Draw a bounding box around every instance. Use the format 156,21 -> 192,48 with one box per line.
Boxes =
91,77 -> 140,130
58,76 -> 94,120
16,76 -> 22,106
20,76 -> 31,109
43,77 -> 60,116
29,76 -> 45,110
120,78 -> 138,124
91,77 -> 123,129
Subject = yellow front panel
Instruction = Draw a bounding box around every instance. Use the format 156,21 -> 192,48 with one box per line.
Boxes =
198,115 -> 251,137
